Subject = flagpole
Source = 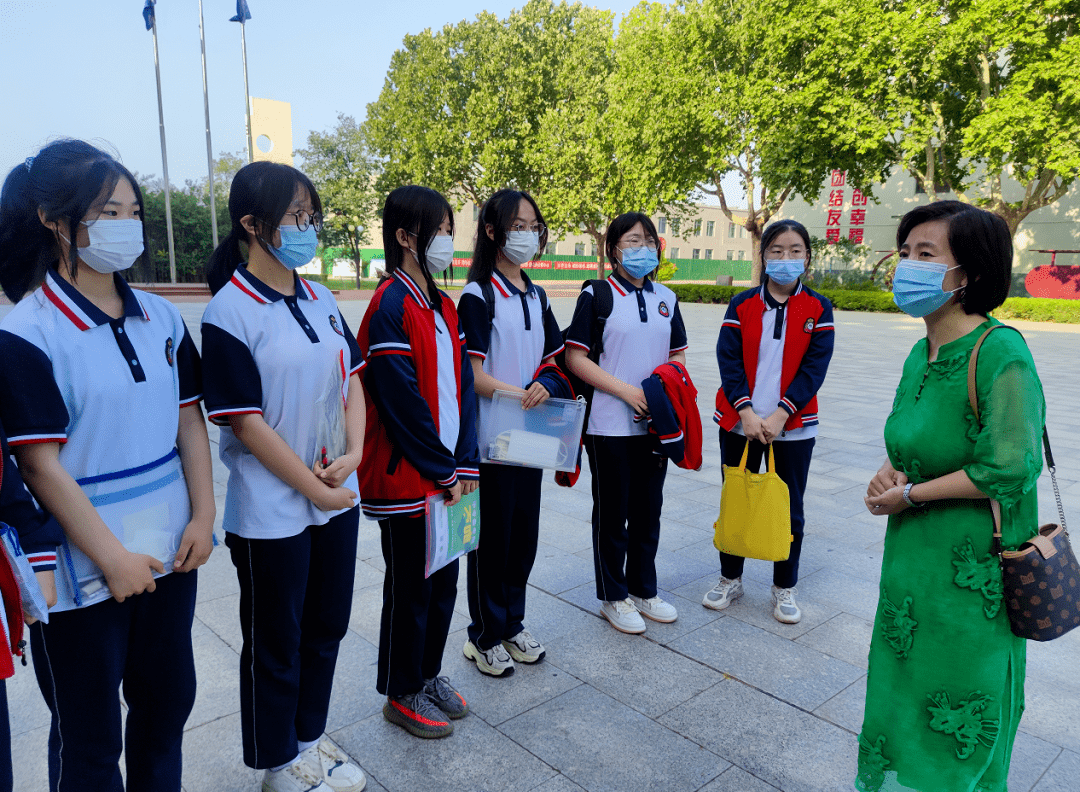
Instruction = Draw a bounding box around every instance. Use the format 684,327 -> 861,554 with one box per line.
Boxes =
150,15 -> 177,284
198,0 -> 219,248
241,20 -> 253,163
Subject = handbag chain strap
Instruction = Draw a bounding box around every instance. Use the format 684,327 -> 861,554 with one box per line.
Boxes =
967,325 -> 1068,556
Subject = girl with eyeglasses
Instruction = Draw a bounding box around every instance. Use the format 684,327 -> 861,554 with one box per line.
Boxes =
565,212 -> 688,634
201,162 -> 367,792
355,185 -> 480,738
0,139 -> 214,791
457,189 -> 570,676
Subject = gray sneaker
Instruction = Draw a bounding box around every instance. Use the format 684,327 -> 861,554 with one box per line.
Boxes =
772,585 -> 802,624
502,630 -> 546,663
702,576 -> 743,611
382,692 -> 453,738
423,675 -> 469,719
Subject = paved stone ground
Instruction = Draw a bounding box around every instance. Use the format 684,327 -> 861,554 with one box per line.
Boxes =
7,297 -> 1080,792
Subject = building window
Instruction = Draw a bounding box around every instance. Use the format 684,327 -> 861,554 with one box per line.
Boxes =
692,249 -> 700,259
545,242 -> 557,255
739,250 -> 746,260
574,243 -> 585,256
670,247 -> 679,259
728,222 -> 736,238
658,217 -> 667,233
726,250 -> 734,260
705,249 -> 713,259
706,221 -> 714,237
694,219 -> 702,235
738,227 -> 747,239
590,243 -> 597,257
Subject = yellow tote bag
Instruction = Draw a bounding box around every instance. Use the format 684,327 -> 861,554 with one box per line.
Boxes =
713,443 -> 792,562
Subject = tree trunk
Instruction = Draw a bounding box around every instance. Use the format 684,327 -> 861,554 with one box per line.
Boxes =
590,227 -> 606,280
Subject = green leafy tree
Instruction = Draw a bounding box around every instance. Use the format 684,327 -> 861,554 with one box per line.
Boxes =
612,0 -> 895,284
137,184 -> 226,283
880,0 -> 1080,236
298,114 -> 380,285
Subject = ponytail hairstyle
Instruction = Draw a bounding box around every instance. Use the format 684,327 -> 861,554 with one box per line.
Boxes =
206,161 -> 322,295
381,185 -> 454,305
0,139 -> 147,302
468,188 -> 547,284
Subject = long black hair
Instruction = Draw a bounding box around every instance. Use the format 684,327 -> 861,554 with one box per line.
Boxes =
381,185 -> 454,304
605,212 -> 660,277
467,188 -> 547,284
0,139 -> 147,302
206,161 -> 322,295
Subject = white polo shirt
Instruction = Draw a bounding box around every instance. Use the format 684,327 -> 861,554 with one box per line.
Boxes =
201,266 -> 364,539
459,269 -> 565,432
566,274 -> 688,437
0,270 -> 202,609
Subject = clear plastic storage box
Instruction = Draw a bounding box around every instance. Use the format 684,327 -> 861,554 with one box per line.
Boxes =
478,390 -> 587,472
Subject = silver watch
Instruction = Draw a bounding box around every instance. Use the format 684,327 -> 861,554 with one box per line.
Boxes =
902,482 -> 925,508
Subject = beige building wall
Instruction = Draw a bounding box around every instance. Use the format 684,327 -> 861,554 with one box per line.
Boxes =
249,97 -> 293,166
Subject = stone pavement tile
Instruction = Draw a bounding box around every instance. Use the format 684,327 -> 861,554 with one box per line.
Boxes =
181,712 -> 267,792
530,544 -> 597,595
500,685 -> 729,792
1008,731 -> 1064,792
334,709 -> 557,792
194,592 -> 242,652
699,766 -> 782,792
356,522 -> 383,562
531,775 -> 587,792
676,482 -> 723,508
660,677 -> 857,792
795,613 -> 873,670
660,496 -> 722,526
797,543 -> 883,586
194,546 -> 240,604
657,516 -> 715,551
352,557 -> 385,591
808,516 -> 886,554
663,472 -> 717,495
655,547 -> 725,592
805,472 -> 865,495
187,630 -> 241,729
718,578 -> 842,640
1018,630 -> 1080,753
7,645 -> 49,738
347,580 -> 469,649
440,627 -> 583,726
803,489 -> 869,520
537,510 -> 593,554
1031,749 -> 1080,792
792,568 -> 881,622
11,724 -> 49,792
326,629 -> 384,733
537,484 -> 596,520
513,584 -> 599,646
667,617 -> 865,711
812,679 -> 866,734
543,621 -> 723,719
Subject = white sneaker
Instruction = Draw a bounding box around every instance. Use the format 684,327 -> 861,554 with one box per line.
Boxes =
502,629 -> 546,663
300,736 -> 366,792
772,585 -> 802,624
702,576 -> 743,611
262,759 -> 330,792
463,639 -> 516,676
629,594 -> 678,623
600,598 -> 647,634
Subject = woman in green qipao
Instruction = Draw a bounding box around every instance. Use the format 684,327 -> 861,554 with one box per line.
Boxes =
859,201 -> 1044,792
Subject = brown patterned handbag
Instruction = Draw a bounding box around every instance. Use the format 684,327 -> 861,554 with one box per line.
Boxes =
968,325 -> 1080,641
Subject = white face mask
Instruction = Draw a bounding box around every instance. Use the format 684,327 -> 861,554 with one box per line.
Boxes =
62,219 -> 145,274
419,234 -> 455,275
502,230 -> 539,266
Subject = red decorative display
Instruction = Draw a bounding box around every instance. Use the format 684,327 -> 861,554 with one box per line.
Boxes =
826,229 -> 841,243
830,170 -> 847,187
826,209 -> 842,227
848,228 -> 864,244
852,189 -> 868,207
850,209 -> 866,226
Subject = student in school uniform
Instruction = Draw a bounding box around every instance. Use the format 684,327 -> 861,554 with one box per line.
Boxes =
704,219 -> 834,624
201,162 -> 367,792
457,189 -> 570,677
0,139 -> 215,792
0,416 -> 61,792
565,212 -> 688,635
356,185 -> 480,739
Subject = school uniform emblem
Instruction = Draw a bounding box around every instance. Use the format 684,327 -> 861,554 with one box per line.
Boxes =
329,314 -> 344,337
803,318 -> 816,333
165,337 -> 174,366
658,301 -> 670,318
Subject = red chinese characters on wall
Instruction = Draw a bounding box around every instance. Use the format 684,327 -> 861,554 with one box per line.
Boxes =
824,171 -> 868,244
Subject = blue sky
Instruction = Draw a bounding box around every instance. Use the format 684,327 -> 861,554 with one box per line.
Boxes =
1,0 -> 642,185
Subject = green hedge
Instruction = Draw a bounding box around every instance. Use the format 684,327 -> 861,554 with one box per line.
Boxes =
671,285 -> 1080,323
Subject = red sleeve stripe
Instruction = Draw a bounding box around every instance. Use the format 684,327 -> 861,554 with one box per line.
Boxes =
670,344 -> 689,353
565,339 -> 590,352
733,396 -> 752,409
349,361 -> 366,376
722,320 -> 741,328
27,552 -> 57,565
8,433 -> 68,446
780,397 -> 797,414
179,394 -> 203,407
659,431 -> 684,444
546,343 -> 566,359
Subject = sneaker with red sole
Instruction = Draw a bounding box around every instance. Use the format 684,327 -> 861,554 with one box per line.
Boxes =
382,691 -> 454,738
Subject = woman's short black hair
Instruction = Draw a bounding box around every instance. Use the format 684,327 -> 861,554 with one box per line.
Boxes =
468,189 -> 547,284
206,161 -> 322,294
0,139 -> 148,302
896,200 -> 1012,315
760,219 -> 812,267
605,212 -> 660,275
381,185 -> 454,304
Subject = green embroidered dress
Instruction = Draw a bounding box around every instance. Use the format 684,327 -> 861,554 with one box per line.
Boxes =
857,319 -> 1045,792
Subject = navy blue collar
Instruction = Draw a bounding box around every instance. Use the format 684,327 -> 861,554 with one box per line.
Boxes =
491,267 -> 537,298
611,272 -> 653,294
44,269 -> 147,330
232,265 -> 317,303
761,279 -> 802,309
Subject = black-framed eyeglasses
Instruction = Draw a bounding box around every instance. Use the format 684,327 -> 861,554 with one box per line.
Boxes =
282,211 -> 323,233
509,222 -> 547,235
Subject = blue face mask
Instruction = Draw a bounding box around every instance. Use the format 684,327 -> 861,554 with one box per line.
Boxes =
620,246 -> 659,279
892,259 -> 962,318
765,259 -> 805,286
270,226 -> 318,270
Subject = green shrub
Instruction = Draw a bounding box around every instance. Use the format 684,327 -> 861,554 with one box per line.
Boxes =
668,284 -> 746,304
817,289 -> 902,313
994,298 -> 1080,323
